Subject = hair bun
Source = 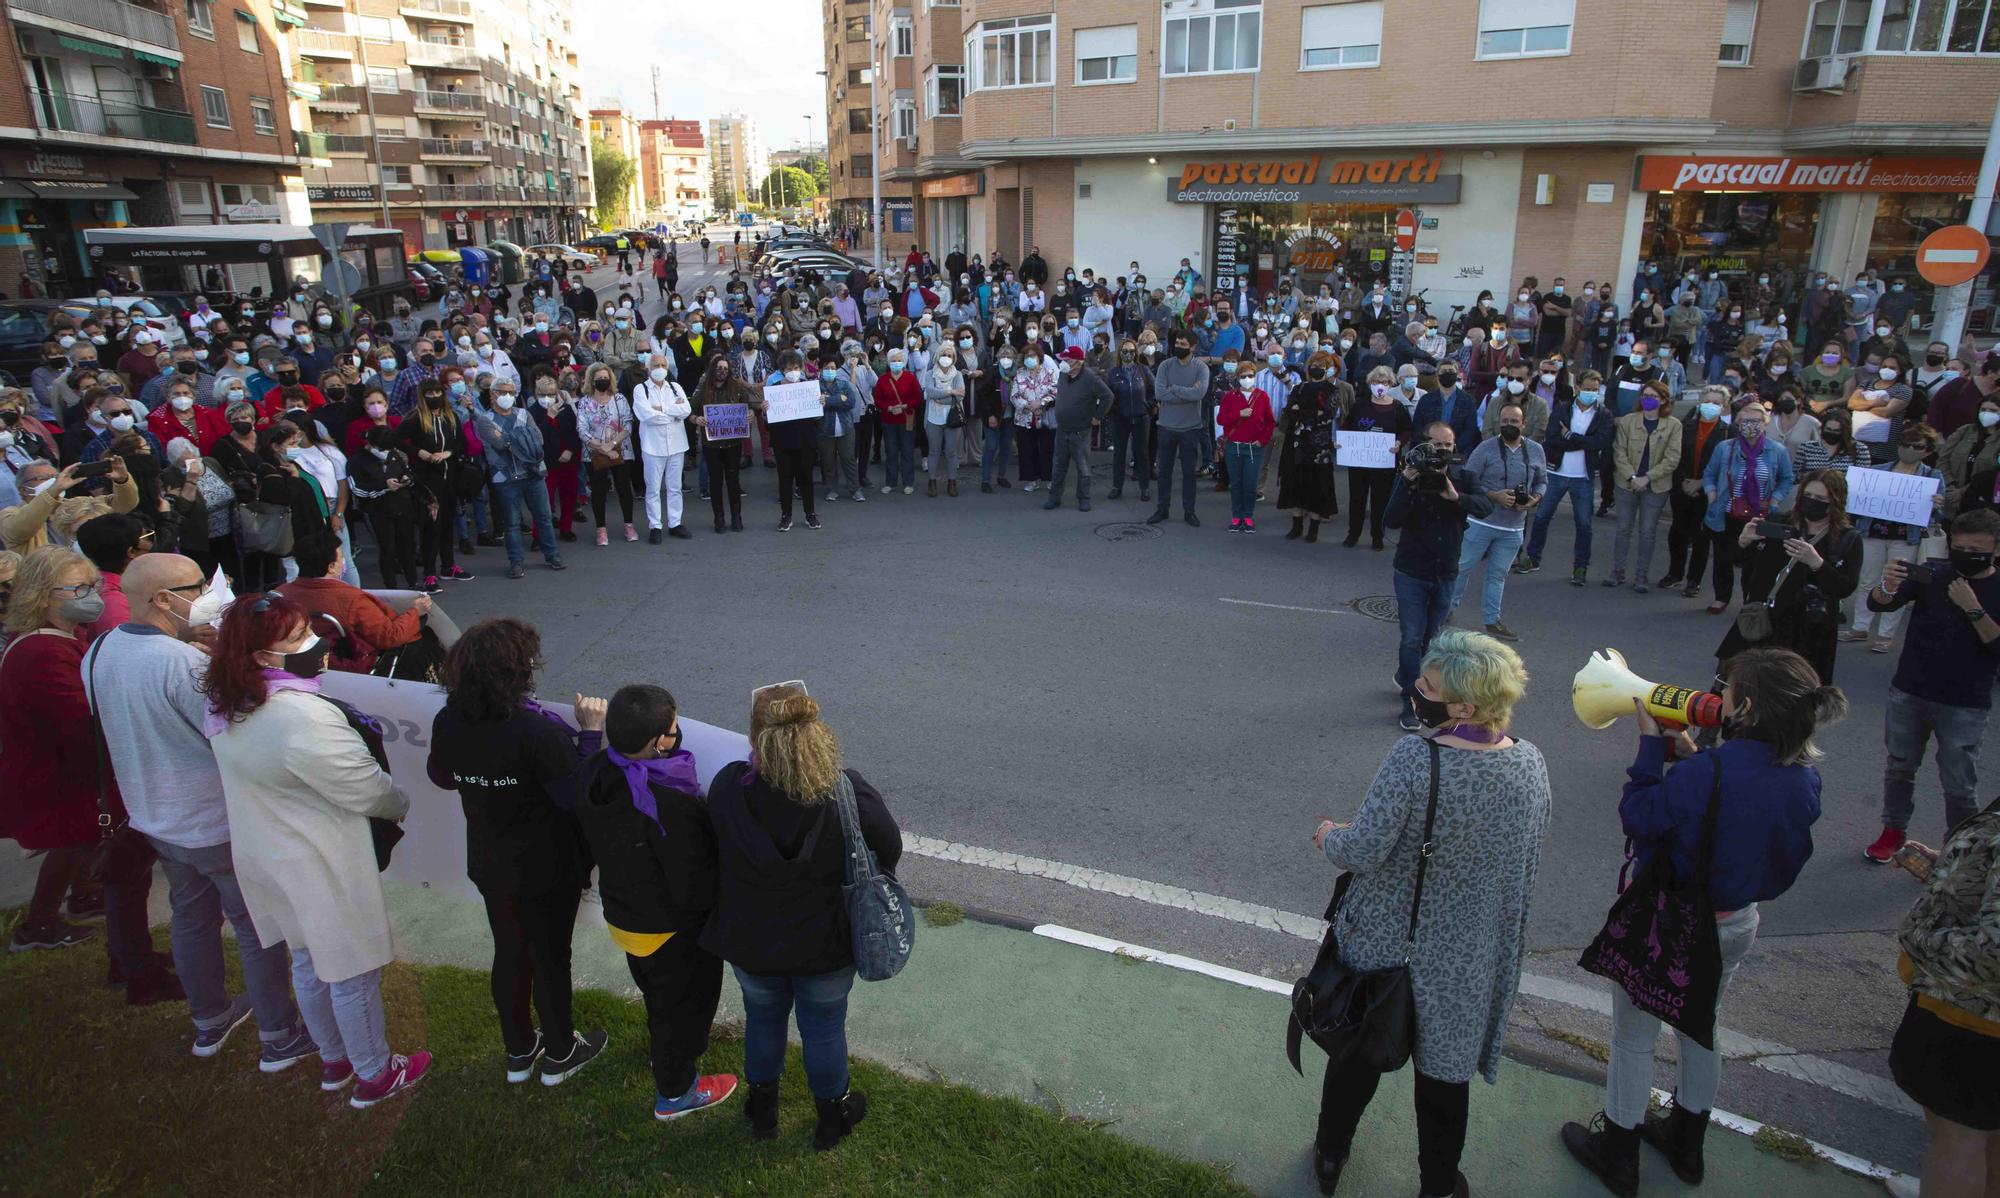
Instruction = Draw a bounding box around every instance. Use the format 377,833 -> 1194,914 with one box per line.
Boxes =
764,695 -> 819,727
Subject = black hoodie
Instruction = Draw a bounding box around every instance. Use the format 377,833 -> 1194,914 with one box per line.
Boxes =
575,755 -> 717,937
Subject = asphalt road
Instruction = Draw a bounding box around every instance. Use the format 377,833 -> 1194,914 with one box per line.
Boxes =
413,241 -> 1944,1172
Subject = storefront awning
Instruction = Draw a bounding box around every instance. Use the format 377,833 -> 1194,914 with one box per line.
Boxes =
132,50 -> 177,66
56,35 -> 124,59
0,181 -> 32,199
25,180 -> 139,200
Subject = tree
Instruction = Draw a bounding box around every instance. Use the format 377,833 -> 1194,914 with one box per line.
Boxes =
798,154 -> 829,196
591,137 -> 637,230
757,165 -> 818,207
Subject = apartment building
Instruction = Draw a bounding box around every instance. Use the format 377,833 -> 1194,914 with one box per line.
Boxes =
288,0 -> 593,253
0,0 -> 312,293
838,0 -> 1990,321
638,117 -> 709,224
590,104 -> 643,224
822,0 -> 913,255
708,110 -> 763,212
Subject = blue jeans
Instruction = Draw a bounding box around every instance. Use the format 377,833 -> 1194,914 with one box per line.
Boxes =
1156,425 -> 1201,514
980,420 -> 1013,483
734,965 -> 855,1099
1450,523 -> 1523,626
1225,442 -> 1264,520
882,424 -> 915,488
290,944 -> 390,1082
1524,473 -> 1595,568
152,837 -> 300,1042
492,475 -> 558,567
455,491 -> 492,539
1881,685 -> 1986,834
1394,569 -> 1455,703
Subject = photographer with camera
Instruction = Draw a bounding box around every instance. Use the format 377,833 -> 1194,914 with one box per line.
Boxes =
1450,401 -> 1545,642
1861,508 -> 2000,863
1711,470 -> 1862,686
1386,423 -> 1495,730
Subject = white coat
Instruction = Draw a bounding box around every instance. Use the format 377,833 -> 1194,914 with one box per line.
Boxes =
213,690 -> 408,983
631,378 -> 691,457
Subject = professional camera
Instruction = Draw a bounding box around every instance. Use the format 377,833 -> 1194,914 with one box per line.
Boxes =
1404,440 -> 1459,491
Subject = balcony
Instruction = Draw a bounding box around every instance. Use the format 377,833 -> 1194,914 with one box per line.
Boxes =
399,0 -> 473,23
420,136 -> 486,160
292,130 -> 367,156
414,88 -> 483,116
308,84 -> 362,111
405,41 -> 479,69
294,27 -> 354,58
28,88 -> 196,144
428,182 -> 498,202
6,0 -> 178,56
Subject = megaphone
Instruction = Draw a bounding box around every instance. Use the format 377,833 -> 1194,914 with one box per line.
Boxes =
1571,648 -> 1724,731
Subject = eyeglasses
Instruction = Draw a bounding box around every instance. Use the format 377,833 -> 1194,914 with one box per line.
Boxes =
53,580 -> 101,598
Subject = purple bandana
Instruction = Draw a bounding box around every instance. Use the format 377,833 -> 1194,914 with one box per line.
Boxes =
605,747 -> 701,832
520,696 -> 577,735
203,668 -> 321,739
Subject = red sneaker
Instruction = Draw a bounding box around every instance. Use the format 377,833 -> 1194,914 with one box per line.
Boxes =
1864,826 -> 1907,864
350,1051 -> 431,1109
320,1058 -> 355,1092
654,1073 -> 739,1120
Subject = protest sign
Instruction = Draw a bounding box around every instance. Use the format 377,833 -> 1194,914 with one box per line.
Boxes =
704,402 -> 750,440
763,380 -> 824,423
1846,467 -> 1940,526
1335,429 -> 1399,469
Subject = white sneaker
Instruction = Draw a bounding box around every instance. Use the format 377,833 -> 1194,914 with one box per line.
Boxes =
825,489 -> 838,501
880,485 -> 892,495
1025,481 -> 1039,492
852,489 -> 866,502
902,485 -> 913,495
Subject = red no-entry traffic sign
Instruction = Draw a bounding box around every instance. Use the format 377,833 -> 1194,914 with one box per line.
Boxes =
1917,224 -> 1992,287
1394,209 -> 1418,252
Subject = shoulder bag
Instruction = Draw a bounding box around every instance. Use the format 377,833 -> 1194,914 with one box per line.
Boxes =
316,693 -> 403,871
1286,739 -> 1441,1075
82,637 -> 156,885
1577,759 -> 1726,1049
234,497 -> 294,557
831,770 -> 915,981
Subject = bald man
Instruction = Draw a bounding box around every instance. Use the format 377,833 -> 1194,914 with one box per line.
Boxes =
84,553 -> 315,1064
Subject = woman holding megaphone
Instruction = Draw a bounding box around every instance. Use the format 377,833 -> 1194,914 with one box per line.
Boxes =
1561,647 -> 1842,1196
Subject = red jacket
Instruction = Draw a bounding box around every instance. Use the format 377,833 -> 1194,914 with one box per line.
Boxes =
257,384 -> 328,421
1218,387 -> 1277,445
342,414 -> 402,456
872,370 -> 924,427
0,629 -> 117,850
83,573 -> 130,643
148,401 -> 231,455
276,576 -> 423,674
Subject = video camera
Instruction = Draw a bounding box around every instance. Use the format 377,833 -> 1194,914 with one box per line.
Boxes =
1404,440 -> 1459,491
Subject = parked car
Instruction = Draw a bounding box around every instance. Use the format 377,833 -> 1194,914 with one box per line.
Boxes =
57,296 -> 188,348
579,233 -> 620,251
525,244 -> 597,270
405,266 -> 433,302
0,299 -> 60,383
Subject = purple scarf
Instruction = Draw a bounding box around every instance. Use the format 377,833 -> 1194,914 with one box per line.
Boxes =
202,667 -> 321,739
520,696 -> 576,735
1733,436 -> 1767,514
604,746 -> 701,832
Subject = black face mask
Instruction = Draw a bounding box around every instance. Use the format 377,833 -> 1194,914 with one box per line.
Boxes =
1438,373 -> 1458,388
418,354 -> 436,368
279,635 -> 329,679
424,394 -> 447,410
175,360 -> 198,375
1951,550 -> 1995,577
1307,366 -> 1327,381
1797,496 -> 1830,521
1410,687 -> 1453,728
592,377 -> 613,392
324,387 -> 348,402
1499,425 -> 1523,443
231,419 -> 254,436
1773,397 -> 1797,414
1172,345 -> 1192,360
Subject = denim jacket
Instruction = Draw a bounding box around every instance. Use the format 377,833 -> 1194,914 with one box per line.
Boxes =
819,372 -> 858,438
1702,435 -> 1796,531
475,406 -> 548,483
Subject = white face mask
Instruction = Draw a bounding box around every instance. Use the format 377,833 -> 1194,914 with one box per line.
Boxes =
186,566 -> 234,627
493,392 -> 517,411
170,394 -> 194,412
784,369 -> 804,382
649,367 -> 668,383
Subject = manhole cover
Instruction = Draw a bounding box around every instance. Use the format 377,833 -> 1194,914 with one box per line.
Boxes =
1094,522 -> 1164,542
1352,595 -> 1399,622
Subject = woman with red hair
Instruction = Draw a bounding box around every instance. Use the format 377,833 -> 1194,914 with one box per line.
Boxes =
202,591 -> 430,1109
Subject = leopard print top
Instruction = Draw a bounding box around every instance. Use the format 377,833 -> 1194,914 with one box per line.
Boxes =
1900,809 -> 2000,1025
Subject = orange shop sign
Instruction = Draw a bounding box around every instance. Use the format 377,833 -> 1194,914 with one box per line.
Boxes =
1636,155 -> 1978,194
1168,152 -> 1460,205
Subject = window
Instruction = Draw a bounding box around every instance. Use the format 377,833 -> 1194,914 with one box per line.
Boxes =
850,153 -> 872,177
379,164 -> 412,186
1164,0 -> 1261,76
185,0 -> 213,36
236,11 -> 260,53
220,183 -> 275,206
1875,0 -> 1999,51
924,64 -> 963,116
965,14 -> 1054,90
367,66 -> 399,93
1076,24 -> 1138,82
358,15 -> 393,42
1805,0 -> 1868,54
892,13 -> 914,57
200,85 -> 229,127
1300,2 -> 1382,67
1717,0 -> 1757,62
250,96 -> 275,133
1476,0 -> 1573,57
843,13 -> 870,41
847,66 -> 872,85
892,97 -> 915,143
847,106 -> 871,133
926,0 -> 958,7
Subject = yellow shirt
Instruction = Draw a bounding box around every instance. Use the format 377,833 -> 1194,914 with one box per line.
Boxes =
608,922 -> 672,958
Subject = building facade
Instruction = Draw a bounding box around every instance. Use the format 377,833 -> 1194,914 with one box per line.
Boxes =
821,0 -> 913,258
288,0 -> 593,253
638,117 -> 709,224
708,110 -> 762,213
833,0 -> 1992,326
590,104 -> 643,226
0,0 -> 313,294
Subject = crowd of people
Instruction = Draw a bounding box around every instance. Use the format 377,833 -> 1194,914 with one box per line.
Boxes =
0,239 -> 1996,1196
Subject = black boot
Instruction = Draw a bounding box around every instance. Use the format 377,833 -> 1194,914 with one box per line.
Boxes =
812,1090 -> 868,1151
1285,516 -> 1306,540
1305,520 -> 1321,543
1312,1143 -> 1347,1196
744,1080 -> 779,1141
1640,1095 -> 1710,1185
1561,1113 -> 1640,1197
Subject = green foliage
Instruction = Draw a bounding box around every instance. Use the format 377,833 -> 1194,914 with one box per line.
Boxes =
591,137 -> 637,230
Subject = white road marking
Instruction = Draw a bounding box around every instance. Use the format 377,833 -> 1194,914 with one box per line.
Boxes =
911,833 -> 1920,1117
1218,597 -> 1351,615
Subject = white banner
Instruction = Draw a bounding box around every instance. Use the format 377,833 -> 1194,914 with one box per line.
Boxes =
1846,467 -> 1940,526
1335,429 -> 1398,469
319,673 -> 752,903
762,379 -> 824,423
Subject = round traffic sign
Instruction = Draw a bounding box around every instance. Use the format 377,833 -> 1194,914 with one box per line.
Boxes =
1917,224 -> 1991,287
1394,209 -> 1418,252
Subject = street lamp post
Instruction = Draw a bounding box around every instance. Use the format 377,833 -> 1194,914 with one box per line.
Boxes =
868,27 -> 882,270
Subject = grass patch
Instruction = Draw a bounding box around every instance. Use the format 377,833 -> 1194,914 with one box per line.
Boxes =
922,901 -> 965,928
1543,1028 -> 1612,1064
0,923 -> 1248,1198
1750,1125 -> 1819,1166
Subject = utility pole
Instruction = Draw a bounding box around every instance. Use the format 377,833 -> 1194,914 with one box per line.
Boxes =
1934,91 -> 2000,356
352,31 -> 392,230
868,26 -> 882,270
650,65 -> 661,121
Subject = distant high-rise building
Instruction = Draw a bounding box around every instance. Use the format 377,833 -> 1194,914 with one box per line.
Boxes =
818,0 -> 910,259
707,111 -> 762,213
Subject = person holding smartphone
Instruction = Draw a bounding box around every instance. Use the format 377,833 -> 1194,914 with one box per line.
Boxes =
1711,470 -> 1862,685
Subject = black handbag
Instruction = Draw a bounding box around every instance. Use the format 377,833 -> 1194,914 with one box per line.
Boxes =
1578,760 -> 1725,1050
82,638 -> 156,885
1286,739 -> 1441,1075
318,694 -> 403,872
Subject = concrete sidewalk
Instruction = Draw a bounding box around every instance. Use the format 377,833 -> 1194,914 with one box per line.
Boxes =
384,882 -> 1884,1198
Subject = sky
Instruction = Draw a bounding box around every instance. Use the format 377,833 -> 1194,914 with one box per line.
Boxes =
575,0 -> 828,154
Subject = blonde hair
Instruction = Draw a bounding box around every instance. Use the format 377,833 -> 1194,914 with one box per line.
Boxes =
6,546 -> 96,633
49,497 -> 112,547
1421,629 -> 1528,732
750,685 -> 843,801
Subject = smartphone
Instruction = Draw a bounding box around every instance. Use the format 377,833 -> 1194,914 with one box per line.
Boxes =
1904,562 -> 1936,585
70,459 -> 114,479
1755,519 -> 1791,540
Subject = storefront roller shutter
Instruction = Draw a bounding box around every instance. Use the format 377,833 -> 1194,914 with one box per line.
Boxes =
1301,2 -> 1384,49
1075,24 -> 1137,60
1478,0 -> 1575,29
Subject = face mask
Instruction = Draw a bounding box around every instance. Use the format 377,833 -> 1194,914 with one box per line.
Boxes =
1499,424 -> 1523,443
1506,379 -> 1527,395
1576,390 -> 1599,407
58,589 -> 106,625
448,381 -> 468,398
1338,339 -> 1353,352
1896,444 -> 1928,465
1629,353 -> 1646,367
108,414 -> 135,432
1438,373 -> 1458,388
1739,424 -> 1766,441
1239,377 -> 1254,390
1401,378 -> 1418,392
591,376 -> 613,393
230,419 -> 254,436
1980,410 -> 2000,429
1953,550 -> 1996,577
1410,686 -> 1453,729
494,393 -> 516,411
1823,425 -> 1846,442
1697,402 -> 1722,421
1773,397 -> 1798,414
278,635 -> 329,679
1881,368 -> 1899,381
233,351 -> 251,366
167,393 -> 197,414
